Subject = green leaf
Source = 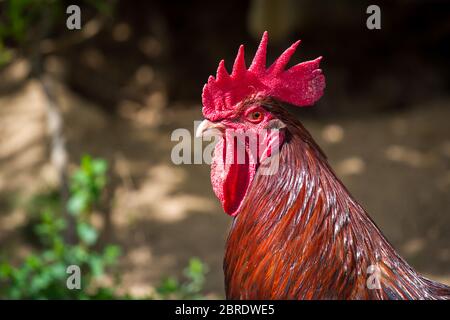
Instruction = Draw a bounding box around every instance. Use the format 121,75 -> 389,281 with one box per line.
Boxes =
30,272 -> 51,293
89,256 -> 104,277
25,255 -> 42,269
67,191 -> 90,215
81,155 -> 93,173
71,170 -> 90,189
77,223 -> 98,246
103,245 -> 120,264
48,263 -> 66,279
70,246 -> 88,263
0,262 -> 13,279
92,159 -> 108,175
187,258 -> 204,275
156,277 -> 179,295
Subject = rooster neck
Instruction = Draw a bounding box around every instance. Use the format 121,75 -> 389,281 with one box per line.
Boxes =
224,120 -> 449,300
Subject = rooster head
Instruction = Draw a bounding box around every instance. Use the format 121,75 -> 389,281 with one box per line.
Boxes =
197,31 -> 325,216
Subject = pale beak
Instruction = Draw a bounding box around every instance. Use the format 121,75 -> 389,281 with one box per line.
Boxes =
195,119 -> 226,138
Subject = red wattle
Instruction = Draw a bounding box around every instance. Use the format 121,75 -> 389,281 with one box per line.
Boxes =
211,138 -> 256,216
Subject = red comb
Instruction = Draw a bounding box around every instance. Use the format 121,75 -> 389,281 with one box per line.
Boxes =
202,31 -> 325,121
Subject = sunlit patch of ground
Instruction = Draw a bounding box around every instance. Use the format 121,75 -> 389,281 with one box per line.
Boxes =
0,80 -> 449,297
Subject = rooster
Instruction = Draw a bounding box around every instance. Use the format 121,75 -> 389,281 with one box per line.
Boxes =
196,32 -> 450,300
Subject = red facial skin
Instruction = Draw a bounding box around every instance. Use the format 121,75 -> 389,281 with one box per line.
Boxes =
210,103 -> 285,216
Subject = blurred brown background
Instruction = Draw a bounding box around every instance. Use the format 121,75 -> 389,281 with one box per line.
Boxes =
0,0 -> 449,298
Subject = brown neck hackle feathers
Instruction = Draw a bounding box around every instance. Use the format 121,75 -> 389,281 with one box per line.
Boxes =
224,103 -> 450,299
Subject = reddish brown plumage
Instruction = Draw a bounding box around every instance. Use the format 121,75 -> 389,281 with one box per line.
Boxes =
223,100 -> 450,300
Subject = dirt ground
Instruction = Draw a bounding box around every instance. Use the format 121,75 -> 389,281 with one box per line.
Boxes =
0,78 -> 449,298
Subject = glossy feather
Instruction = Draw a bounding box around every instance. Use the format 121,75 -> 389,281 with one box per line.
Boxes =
224,101 -> 450,300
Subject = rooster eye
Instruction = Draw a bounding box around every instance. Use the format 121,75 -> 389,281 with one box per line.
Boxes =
248,111 -> 263,122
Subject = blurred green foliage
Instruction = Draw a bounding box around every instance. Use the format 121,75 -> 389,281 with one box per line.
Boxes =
0,155 -> 209,299
0,0 -> 116,67
156,257 -> 208,300
0,0 -> 59,43
0,155 -> 122,299
0,0 -> 61,67
68,155 -> 107,218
